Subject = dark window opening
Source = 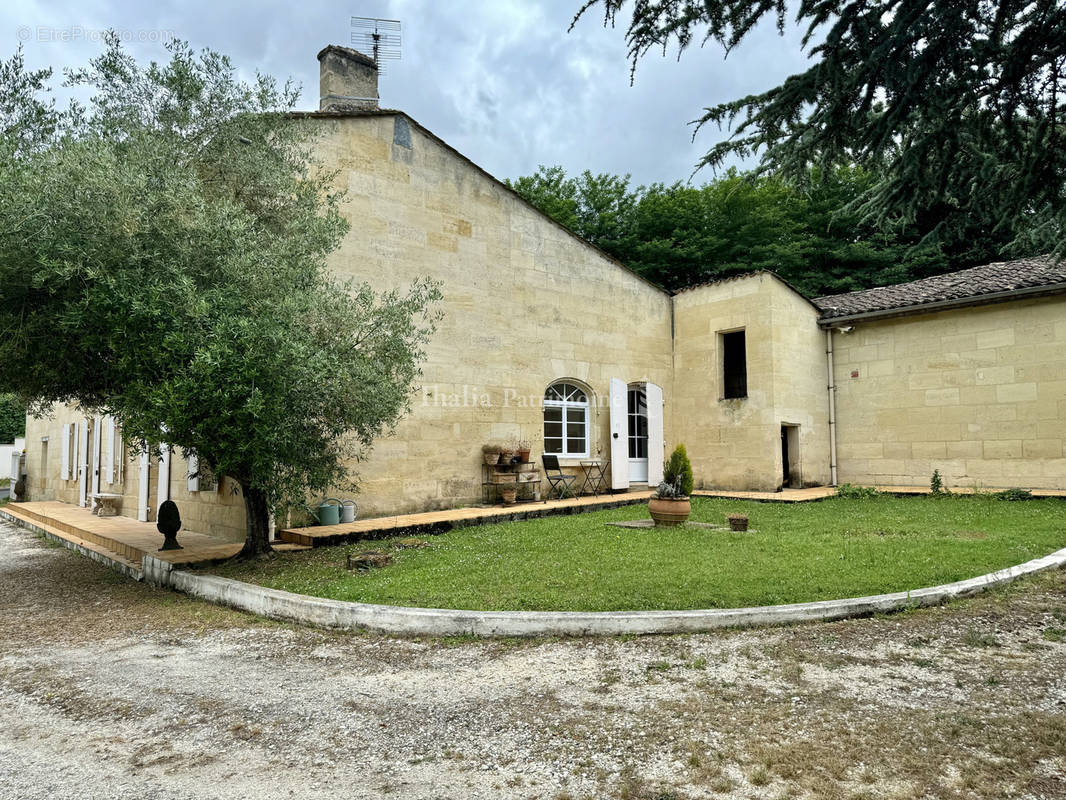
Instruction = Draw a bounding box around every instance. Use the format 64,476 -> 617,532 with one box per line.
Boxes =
722,330 -> 747,399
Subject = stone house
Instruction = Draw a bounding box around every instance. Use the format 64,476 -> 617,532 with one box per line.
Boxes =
21,46 -> 1066,542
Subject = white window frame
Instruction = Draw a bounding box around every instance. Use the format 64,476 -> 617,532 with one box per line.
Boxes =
543,381 -> 590,459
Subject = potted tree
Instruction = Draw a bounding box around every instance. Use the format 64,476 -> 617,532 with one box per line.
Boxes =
649,444 -> 694,526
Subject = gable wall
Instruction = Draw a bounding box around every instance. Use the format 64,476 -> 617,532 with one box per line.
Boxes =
831,294 -> 1066,489
313,115 -> 675,517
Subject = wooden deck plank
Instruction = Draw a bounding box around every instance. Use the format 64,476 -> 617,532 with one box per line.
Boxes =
6,501 -> 242,566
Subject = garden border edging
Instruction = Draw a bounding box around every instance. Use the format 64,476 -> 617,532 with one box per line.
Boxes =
168,546 -> 1066,636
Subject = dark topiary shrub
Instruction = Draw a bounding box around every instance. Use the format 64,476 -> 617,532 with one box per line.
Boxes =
157,500 -> 183,550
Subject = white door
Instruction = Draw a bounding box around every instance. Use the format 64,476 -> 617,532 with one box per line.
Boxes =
628,386 -> 649,483
137,450 -> 150,522
646,382 -> 664,485
157,443 -> 171,504
609,378 -> 629,490
90,415 -> 102,500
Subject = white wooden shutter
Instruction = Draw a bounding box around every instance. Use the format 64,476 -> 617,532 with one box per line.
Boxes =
77,420 -> 89,507
113,428 -> 123,485
157,443 -> 171,504
60,423 -> 71,480
103,416 -> 115,483
90,416 -> 102,498
137,450 -> 150,522
646,382 -> 665,486
609,378 -> 630,490
187,451 -> 199,492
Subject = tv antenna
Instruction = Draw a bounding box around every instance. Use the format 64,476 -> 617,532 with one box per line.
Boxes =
351,16 -> 402,74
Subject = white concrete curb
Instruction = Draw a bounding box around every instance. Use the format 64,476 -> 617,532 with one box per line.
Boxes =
169,546 -> 1066,636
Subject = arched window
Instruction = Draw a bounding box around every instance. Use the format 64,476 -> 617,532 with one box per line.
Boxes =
544,381 -> 589,458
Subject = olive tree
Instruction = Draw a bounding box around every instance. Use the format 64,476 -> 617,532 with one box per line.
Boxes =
0,39 -> 441,555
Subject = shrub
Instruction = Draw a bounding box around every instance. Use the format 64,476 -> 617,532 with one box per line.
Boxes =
995,488 -> 1033,501
835,483 -> 880,499
663,443 -> 694,496
930,469 -> 949,495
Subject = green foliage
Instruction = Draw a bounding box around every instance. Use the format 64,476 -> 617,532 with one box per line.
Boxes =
0,38 -> 442,553
0,394 -> 25,442
574,0 -> 1066,260
835,483 -> 880,500
509,164 -> 960,295
663,443 -> 694,496
214,495 -> 1066,611
930,470 -> 946,495
994,488 -> 1034,502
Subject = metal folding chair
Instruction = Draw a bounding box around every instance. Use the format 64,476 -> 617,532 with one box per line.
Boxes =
542,454 -> 578,499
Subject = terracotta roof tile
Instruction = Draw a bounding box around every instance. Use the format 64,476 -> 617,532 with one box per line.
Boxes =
814,255 -> 1066,320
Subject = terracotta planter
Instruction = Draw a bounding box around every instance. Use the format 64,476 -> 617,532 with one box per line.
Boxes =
728,515 -> 749,532
483,452 -> 500,465
500,488 -> 517,505
649,497 -> 691,526
517,448 -> 531,463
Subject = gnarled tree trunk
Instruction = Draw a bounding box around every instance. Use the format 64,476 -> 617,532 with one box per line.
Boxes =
240,483 -> 272,557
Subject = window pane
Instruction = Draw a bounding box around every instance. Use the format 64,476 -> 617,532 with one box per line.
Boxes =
569,386 -> 587,403
722,330 -> 747,398
566,422 -> 585,438
545,384 -> 564,401
544,406 -> 562,422
544,438 -> 562,454
567,406 -> 586,424
544,421 -> 563,439
566,437 -> 585,454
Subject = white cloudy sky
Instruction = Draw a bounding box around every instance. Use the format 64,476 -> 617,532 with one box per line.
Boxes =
3,0 -> 811,186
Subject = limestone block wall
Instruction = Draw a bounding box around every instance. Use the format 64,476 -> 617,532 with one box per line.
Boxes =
304,114 -> 675,517
672,273 -> 830,491
831,295 -> 1066,489
24,409 -> 247,542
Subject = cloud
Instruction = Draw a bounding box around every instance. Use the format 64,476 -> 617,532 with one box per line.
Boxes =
1,0 -> 812,184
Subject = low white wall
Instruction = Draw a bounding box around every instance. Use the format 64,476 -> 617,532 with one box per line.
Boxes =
167,548 -> 1066,636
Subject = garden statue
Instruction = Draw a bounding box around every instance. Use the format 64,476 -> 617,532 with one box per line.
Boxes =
157,500 -> 183,551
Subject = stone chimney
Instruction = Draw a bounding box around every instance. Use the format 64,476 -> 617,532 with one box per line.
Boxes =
317,45 -> 379,111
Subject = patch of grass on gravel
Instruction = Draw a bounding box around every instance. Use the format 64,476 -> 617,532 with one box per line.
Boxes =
211,495 -> 1066,612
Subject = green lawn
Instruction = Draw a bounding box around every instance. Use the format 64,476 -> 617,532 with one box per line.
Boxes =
211,495 -> 1066,611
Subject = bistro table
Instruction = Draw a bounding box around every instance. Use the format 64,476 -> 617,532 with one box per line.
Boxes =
578,459 -> 610,496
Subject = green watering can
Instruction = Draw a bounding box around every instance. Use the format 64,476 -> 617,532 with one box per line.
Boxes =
306,498 -> 342,526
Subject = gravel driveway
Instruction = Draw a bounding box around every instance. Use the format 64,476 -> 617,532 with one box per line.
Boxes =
2,517 -> 1065,800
